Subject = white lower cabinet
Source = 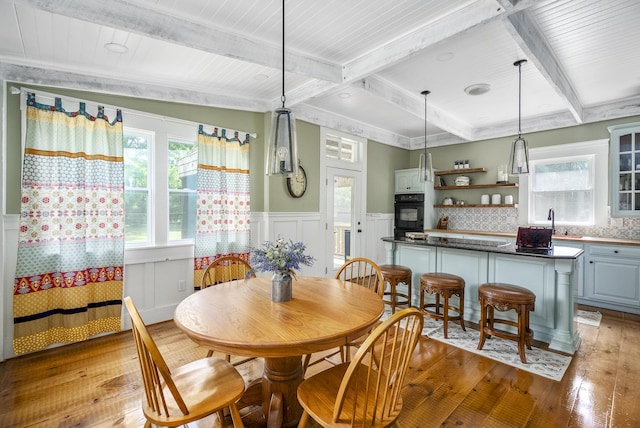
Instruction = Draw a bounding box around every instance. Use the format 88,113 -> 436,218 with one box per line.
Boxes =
437,248 -> 488,323
488,253 -> 557,338
396,244 -> 436,306
583,244 -> 640,310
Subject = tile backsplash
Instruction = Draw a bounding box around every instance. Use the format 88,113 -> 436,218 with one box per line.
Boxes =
435,207 -> 640,241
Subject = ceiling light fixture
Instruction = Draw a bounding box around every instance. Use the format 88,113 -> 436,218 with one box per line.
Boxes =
104,42 -> 129,54
419,90 -> 434,182
464,83 -> 491,96
509,59 -> 529,175
266,0 -> 298,176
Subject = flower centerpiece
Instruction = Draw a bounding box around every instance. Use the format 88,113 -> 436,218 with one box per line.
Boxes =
250,238 -> 315,302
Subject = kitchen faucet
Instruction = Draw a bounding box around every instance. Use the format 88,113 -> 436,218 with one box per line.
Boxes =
547,208 -> 555,235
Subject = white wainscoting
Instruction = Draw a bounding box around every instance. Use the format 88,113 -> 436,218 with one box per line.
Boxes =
1,212 -> 393,360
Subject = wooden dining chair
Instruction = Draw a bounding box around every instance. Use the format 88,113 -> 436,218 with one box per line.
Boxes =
201,255 -> 255,289
123,296 -> 245,428
297,307 -> 424,427
335,257 -> 386,297
201,255 -> 256,364
303,257 -> 385,373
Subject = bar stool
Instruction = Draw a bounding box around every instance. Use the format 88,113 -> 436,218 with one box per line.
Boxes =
477,282 -> 536,364
379,264 -> 412,314
419,272 -> 465,338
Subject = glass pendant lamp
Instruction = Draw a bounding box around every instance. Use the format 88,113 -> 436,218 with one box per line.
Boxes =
509,59 -> 529,175
419,90 -> 434,182
266,0 -> 299,176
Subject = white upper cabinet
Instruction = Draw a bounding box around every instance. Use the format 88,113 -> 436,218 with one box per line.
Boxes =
609,122 -> 640,217
395,168 -> 424,194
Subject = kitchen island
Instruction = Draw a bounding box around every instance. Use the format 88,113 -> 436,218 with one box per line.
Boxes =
382,236 -> 584,354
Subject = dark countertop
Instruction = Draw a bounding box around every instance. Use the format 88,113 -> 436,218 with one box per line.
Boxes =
382,236 -> 584,259
423,228 -> 640,247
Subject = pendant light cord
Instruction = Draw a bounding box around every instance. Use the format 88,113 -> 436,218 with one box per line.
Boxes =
281,0 -> 286,108
422,90 -> 430,155
514,59 -> 527,139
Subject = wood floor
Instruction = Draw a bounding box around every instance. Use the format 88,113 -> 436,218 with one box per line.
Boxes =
1,305 -> 639,427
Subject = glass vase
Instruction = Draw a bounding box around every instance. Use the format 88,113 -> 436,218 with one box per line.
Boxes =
271,270 -> 292,302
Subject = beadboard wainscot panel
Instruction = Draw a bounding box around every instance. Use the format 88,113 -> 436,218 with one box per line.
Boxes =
366,213 -> 394,265
2,214 -> 19,362
264,212 -> 324,277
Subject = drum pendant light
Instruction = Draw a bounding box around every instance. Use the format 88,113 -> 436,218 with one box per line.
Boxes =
509,59 -> 529,175
419,90 -> 434,182
266,0 -> 299,176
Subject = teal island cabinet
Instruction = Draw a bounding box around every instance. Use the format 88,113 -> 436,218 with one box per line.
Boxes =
382,236 -> 584,354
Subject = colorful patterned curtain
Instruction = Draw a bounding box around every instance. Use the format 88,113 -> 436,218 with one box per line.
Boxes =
194,125 -> 251,289
13,93 -> 124,355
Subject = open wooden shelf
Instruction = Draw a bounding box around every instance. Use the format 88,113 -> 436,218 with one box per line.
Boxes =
435,167 -> 487,175
435,183 -> 518,190
434,204 -> 518,208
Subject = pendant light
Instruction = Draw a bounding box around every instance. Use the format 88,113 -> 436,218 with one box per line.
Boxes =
419,90 -> 434,182
266,0 -> 299,176
508,59 -> 529,175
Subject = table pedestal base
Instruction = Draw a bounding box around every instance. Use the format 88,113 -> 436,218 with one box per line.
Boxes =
262,356 -> 304,427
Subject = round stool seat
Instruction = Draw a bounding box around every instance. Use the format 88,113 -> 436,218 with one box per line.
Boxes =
379,264 -> 412,314
478,283 -> 535,305
477,282 -> 536,364
419,272 -> 465,338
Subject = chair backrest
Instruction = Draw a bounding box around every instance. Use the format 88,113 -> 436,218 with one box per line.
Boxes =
124,296 -> 189,418
201,255 -> 255,289
335,257 -> 386,297
333,307 -> 423,426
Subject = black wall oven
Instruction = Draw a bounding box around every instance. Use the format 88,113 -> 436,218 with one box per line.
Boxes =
394,193 -> 424,239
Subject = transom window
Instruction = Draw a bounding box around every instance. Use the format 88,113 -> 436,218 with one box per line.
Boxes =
325,133 -> 359,163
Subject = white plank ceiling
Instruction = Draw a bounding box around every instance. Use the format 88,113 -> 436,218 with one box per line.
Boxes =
1,0 -> 640,149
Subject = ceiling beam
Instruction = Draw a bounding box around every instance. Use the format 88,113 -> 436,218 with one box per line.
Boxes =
13,0 -> 342,83
294,104 -> 411,150
359,75 -> 476,141
342,0 -> 506,83
503,10 -> 584,123
0,61 -> 270,113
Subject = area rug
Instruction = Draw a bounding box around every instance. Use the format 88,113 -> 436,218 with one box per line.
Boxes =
575,309 -> 602,327
381,308 -> 571,381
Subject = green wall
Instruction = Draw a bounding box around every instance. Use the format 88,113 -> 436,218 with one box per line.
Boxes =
4,82 -> 411,215
367,140 -> 411,213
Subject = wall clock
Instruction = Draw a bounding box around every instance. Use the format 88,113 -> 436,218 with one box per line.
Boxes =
287,165 -> 307,198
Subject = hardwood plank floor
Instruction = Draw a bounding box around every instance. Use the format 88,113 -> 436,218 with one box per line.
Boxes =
0,305 -> 639,427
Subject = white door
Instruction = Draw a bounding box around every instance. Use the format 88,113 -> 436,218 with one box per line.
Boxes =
326,167 -> 364,277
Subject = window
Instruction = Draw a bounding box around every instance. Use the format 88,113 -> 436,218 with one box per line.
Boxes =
124,129 -> 152,244
519,139 -> 608,228
325,132 -> 359,163
529,156 -> 594,226
168,139 -> 197,241
123,115 -> 199,247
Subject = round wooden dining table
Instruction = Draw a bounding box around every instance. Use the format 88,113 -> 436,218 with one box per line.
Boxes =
173,275 -> 385,427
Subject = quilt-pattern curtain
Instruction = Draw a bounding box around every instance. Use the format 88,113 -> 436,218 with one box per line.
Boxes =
13,93 -> 124,355
194,125 -> 251,289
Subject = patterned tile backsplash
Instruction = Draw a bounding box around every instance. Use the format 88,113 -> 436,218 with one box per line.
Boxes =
435,207 -> 640,241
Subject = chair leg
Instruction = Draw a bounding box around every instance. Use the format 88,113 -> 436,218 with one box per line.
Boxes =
298,410 -> 310,428
206,349 -> 214,358
302,353 -> 311,374
477,301 -> 488,350
442,294 -> 449,339
229,403 -> 245,428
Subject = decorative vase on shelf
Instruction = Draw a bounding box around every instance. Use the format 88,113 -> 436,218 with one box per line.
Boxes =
271,270 -> 292,302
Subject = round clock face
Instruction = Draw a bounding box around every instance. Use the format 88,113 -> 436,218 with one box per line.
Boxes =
287,165 -> 307,198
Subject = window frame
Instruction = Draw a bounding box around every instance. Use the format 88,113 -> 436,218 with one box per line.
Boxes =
518,139 -> 609,228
